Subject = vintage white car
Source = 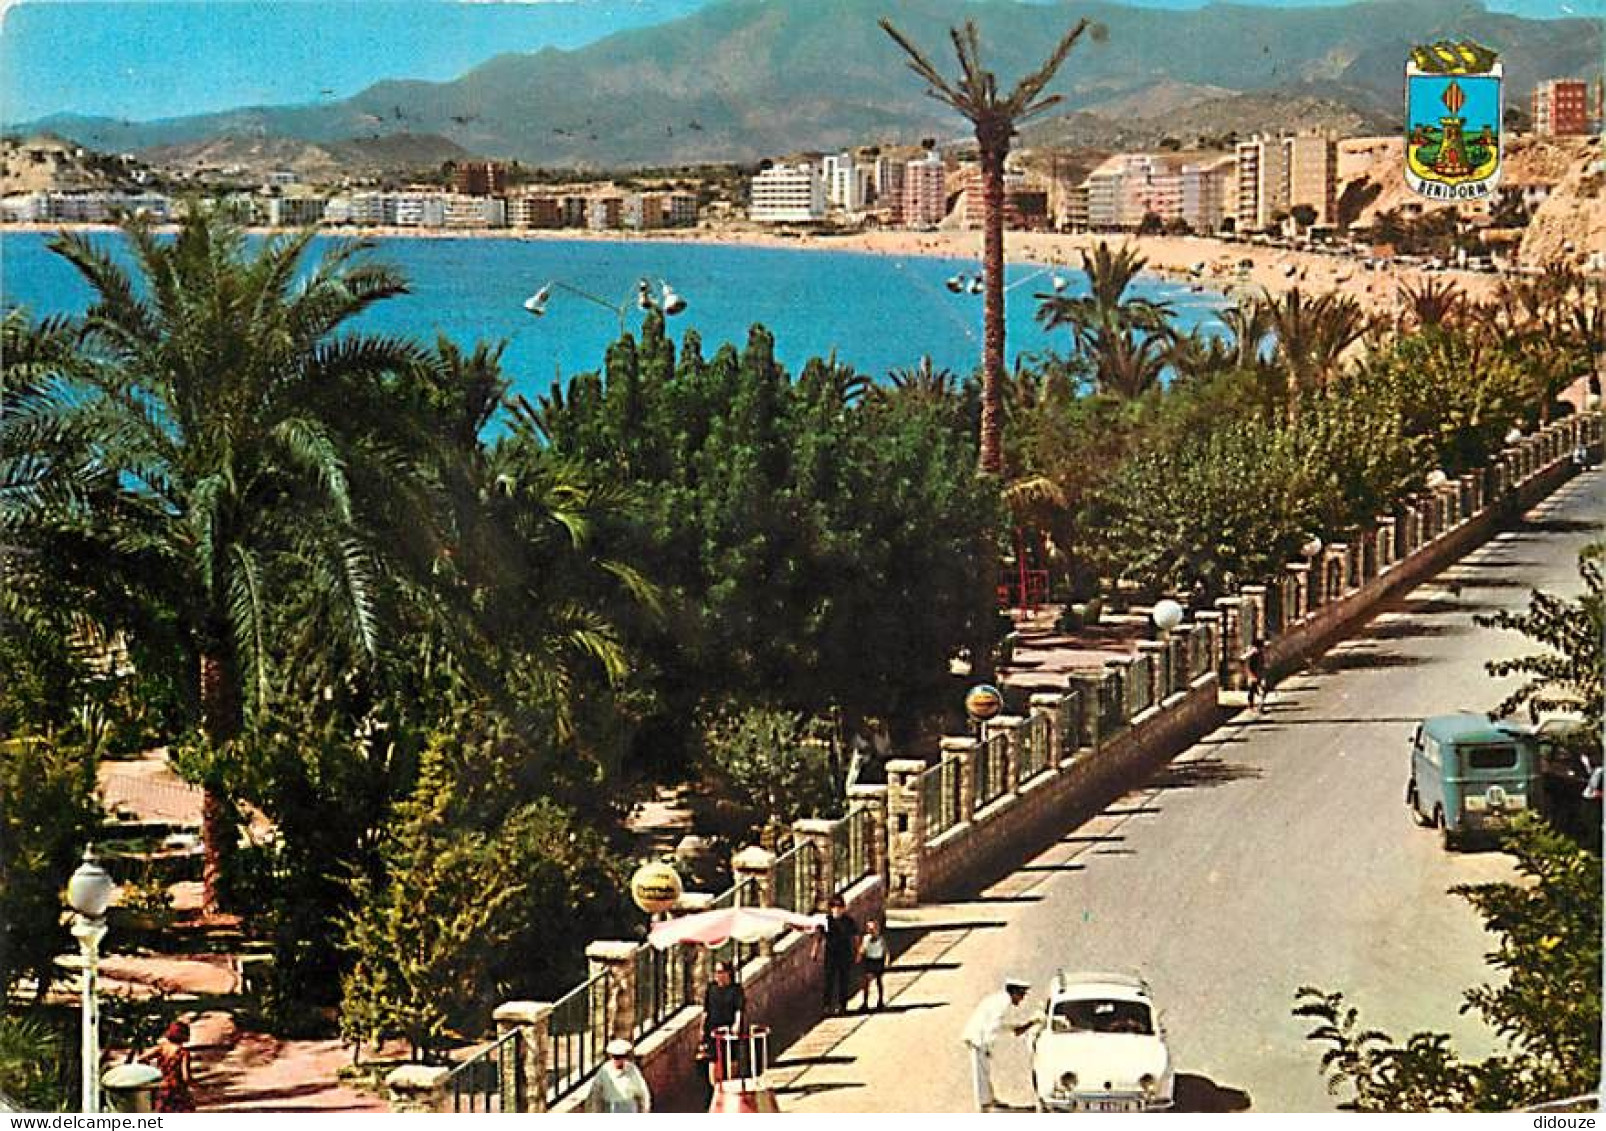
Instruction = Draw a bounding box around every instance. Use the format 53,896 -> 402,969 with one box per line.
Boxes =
1029,972 -> 1174,1113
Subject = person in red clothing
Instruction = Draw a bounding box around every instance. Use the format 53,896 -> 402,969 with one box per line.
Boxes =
141,1021 -> 196,1112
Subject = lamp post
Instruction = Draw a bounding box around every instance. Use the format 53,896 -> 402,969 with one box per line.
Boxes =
66,845 -> 116,1114
1151,598 -> 1184,639
522,277 -> 687,336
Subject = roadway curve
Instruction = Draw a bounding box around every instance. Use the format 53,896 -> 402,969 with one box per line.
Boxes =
773,469 -> 1603,1113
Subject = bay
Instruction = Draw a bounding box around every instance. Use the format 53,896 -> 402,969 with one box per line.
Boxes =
0,231 -> 1224,399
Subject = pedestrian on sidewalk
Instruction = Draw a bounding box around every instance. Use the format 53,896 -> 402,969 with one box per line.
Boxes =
856,918 -> 887,1011
141,1021 -> 196,1113
586,1039 -> 651,1113
961,977 -> 1036,1112
1244,637 -> 1269,712
811,895 -> 858,1016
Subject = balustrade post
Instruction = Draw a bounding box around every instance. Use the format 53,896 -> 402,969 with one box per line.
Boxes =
1135,641 -> 1169,707
1068,672 -> 1104,750
941,736 -> 979,823
1029,692 -> 1063,764
1375,517 -> 1397,572
386,1065 -> 451,1113
883,760 -> 927,907
585,941 -> 638,1043
984,716 -> 1025,793
493,1001 -> 554,1113
791,818 -> 839,908
846,784 -> 890,886
1284,563 -> 1310,621
1212,598 -> 1242,687
1238,584 -> 1267,645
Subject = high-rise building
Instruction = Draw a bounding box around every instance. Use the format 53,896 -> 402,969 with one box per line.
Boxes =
821,152 -> 870,211
453,162 -> 508,196
666,193 -> 699,227
587,196 -> 624,230
1284,133 -> 1337,227
1235,135 -> 1290,232
1180,156 -> 1236,233
508,194 -> 562,228
901,150 -> 947,228
749,163 -> 826,223
1532,79 -> 1590,136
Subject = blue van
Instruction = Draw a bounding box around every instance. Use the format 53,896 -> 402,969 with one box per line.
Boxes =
1407,715 -> 1542,849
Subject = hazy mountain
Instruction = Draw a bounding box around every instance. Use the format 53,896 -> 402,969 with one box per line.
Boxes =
137,132 -> 477,179
21,0 -> 1598,171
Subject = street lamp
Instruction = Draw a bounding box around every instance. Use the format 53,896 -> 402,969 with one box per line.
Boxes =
66,845 -> 116,1114
523,277 -> 688,335
1300,533 -> 1324,561
1151,598 -> 1184,638
947,266 -> 1068,297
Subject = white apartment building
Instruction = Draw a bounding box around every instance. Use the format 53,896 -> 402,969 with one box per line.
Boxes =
264,194 -> 328,227
750,163 -> 826,223
1235,135 -> 1290,232
443,194 -> 505,228
821,152 -> 872,211
0,191 -> 173,223
901,150 -> 946,228
393,193 -> 448,228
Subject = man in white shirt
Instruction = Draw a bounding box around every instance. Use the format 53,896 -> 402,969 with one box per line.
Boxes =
961,977 -> 1036,1112
586,1038 -> 652,1113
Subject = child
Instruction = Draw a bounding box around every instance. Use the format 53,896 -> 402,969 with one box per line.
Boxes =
856,917 -> 887,1011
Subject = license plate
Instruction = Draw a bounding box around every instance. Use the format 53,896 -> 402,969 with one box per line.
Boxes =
1086,1099 -> 1139,1112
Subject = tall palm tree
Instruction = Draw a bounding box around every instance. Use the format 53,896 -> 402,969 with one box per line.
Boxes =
2,210 -> 428,909
881,14 -> 1097,475
1035,241 -> 1175,397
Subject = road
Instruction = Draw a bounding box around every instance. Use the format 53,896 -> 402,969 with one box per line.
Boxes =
772,470 -> 1603,1113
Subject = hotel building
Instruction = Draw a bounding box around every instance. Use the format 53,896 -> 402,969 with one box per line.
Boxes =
901,150 -> 947,228
1532,79 -> 1591,136
750,162 -> 827,223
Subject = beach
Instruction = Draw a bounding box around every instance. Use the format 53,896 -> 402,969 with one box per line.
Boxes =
2,220 -> 1497,314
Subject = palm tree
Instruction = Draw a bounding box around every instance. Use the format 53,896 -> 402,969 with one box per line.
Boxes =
1035,241 -> 1175,397
1257,288 -> 1369,420
2,210 -> 428,909
881,14 -> 1098,475
1397,277 -> 1466,331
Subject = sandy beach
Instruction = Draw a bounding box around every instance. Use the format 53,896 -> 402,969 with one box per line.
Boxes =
3,220 -> 1496,314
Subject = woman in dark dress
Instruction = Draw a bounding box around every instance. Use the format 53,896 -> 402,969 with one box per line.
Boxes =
698,960 -> 745,1102
142,1021 -> 196,1112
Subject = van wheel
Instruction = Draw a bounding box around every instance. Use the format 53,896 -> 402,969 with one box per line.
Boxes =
1407,783 -> 1432,827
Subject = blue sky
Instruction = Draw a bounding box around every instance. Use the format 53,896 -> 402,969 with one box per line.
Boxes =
0,0 -> 1595,126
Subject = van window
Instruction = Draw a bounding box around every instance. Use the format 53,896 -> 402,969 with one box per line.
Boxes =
1465,745 -> 1518,771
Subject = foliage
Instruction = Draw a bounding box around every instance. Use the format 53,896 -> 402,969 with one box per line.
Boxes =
0,737 -> 102,1002
701,708 -> 843,836
1035,241 -> 1176,399
0,1013 -> 69,1112
535,316 -> 1000,756
1295,816 -> 1601,1111
1475,545 -> 1604,730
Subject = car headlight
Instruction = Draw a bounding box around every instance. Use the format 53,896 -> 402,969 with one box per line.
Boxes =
1059,1071 -> 1078,1091
1139,1074 -> 1157,1096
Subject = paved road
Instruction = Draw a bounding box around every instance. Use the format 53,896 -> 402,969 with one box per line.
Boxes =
773,471 -> 1603,1113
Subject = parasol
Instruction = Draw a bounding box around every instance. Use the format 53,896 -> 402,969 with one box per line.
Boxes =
648,906 -> 822,950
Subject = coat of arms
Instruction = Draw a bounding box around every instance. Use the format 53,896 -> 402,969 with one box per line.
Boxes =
1405,41 -> 1503,202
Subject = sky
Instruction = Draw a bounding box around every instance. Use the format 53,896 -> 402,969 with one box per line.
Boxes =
0,0 -> 1596,127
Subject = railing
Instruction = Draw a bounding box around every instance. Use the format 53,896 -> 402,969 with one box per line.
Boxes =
1127,655 -> 1153,717
772,840 -> 818,914
446,1028 -> 524,1113
1098,670 -> 1127,736
545,972 -> 611,1107
920,757 -> 962,842
633,940 -> 697,1040
1167,635 -> 1187,695
1188,622 -> 1213,680
1056,687 -> 1085,758
1018,713 -> 1050,782
978,730 -> 1010,807
840,805 -> 875,887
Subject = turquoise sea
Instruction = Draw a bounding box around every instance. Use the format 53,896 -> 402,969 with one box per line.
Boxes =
0,231 -> 1225,399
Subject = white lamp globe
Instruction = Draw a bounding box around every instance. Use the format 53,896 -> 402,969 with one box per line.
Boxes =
1152,599 -> 1184,633
66,847 -> 116,919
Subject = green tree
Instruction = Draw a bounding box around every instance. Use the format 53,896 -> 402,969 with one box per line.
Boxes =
3,210 -> 429,910
0,736 -> 102,1001
1475,545 -> 1604,730
1295,816 -> 1601,1110
701,707 -> 842,839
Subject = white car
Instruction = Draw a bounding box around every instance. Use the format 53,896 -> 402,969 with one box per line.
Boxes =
1030,972 -> 1174,1112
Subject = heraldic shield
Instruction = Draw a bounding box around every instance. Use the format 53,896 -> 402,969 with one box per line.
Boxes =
1406,41 -> 1503,203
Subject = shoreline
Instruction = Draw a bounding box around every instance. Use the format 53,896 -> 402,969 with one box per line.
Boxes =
1,221 -> 1497,313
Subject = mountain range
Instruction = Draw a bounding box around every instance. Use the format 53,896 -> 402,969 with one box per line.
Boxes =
17,0 -> 1599,171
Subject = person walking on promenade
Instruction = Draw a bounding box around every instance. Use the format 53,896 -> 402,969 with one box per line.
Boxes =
141,1021 -> 196,1112
812,895 -> 858,1015
961,977 -> 1036,1112
586,1039 -> 651,1112
1244,636 -> 1269,712
856,918 -> 888,1012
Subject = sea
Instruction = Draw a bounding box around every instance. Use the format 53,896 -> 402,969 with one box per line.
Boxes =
0,231 -> 1225,400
